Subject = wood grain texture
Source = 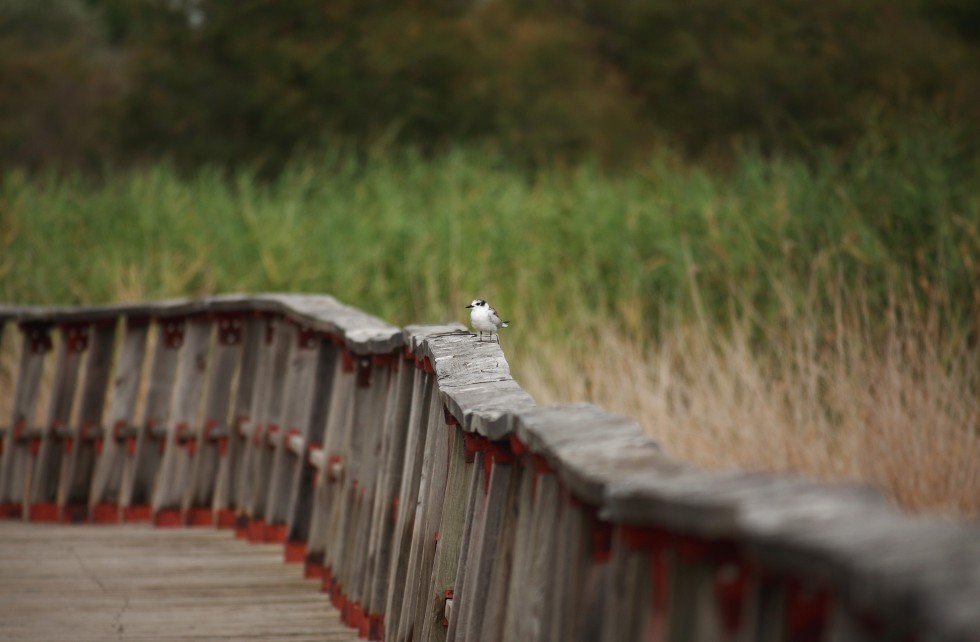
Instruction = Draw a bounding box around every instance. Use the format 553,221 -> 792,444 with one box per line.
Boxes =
0,521 -> 358,642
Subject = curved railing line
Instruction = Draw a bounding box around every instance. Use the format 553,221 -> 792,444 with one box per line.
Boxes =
0,294 -> 977,642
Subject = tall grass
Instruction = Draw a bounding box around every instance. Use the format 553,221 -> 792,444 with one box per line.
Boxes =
1,139 -> 978,514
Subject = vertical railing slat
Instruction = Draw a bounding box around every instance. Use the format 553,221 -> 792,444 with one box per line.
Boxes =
88,316 -> 150,521
150,317 -> 211,524
0,322 -> 51,517
28,323 -> 86,520
181,313 -> 245,525
121,316 -> 180,520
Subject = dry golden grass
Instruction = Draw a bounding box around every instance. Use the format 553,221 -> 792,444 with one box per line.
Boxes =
516,293 -> 980,516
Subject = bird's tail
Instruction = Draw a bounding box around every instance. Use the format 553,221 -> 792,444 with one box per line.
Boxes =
501,321 -> 510,328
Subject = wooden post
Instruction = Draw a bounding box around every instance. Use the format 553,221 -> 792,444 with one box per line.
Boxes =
57,319 -> 118,521
259,322 -> 319,541
471,458 -> 522,642
245,318 -> 294,537
233,314 -> 278,529
382,364 -> 433,639
393,387 -> 448,642
283,337 -> 337,560
418,419 -> 470,642
180,313 -> 245,526
301,339 -> 352,577
215,315 -> 264,525
501,453 -> 538,641
151,317 -> 211,525
88,316 -> 150,522
0,322 -> 51,518
28,323 -> 87,521
363,354 -> 414,638
445,446 -> 485,642
331,352 -> 390,629
121,316 -> 181,521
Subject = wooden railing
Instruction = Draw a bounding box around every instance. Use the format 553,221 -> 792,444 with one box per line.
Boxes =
0,294 -> 978,642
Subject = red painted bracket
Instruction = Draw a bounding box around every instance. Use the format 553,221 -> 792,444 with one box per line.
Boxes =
369,613 -> 383,641
216,508 -> 237,529
28,502 -> 58,522
784,580 -> 832,642
265,522 -> 288,543
160,318 -> 186,349
341,345 -> 355,373
285,539 -> 307,563
175,421 -> 197,456
305,552 -> 325,580
20,322 -> 53,354
123,505 -> 152,522
326,454 -> 344,482
265,424 -> 280,448
213,312 -> 245,346
91,503 -> 120,523
247,519 -> 266,542
61,322 -> 89,353
154,509 -> 183,527
356,356 -> 373,388
204,419 -> 229,456
185,507 -> 214,527
295,324 -> 319,350
0,502 -> 23,519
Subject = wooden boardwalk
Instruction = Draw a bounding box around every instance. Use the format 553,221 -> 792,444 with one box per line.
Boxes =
0,522 -> 358,642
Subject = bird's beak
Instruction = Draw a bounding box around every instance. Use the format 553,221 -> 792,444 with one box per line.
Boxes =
465,304 -> 473,308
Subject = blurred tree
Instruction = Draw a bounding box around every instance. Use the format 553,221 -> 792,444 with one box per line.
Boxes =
0,0 -> 125,173
0,0 -> 977,173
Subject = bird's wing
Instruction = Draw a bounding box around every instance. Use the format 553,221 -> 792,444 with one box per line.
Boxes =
489,307 -> 503,327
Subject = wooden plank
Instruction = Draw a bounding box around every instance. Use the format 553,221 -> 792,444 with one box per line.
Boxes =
58,320 -> 118,520
88,317 -> 150,516
546,498 -> 589,642
440,380 -> 535,440
320,355 -> 359,583
393,387 -> 447,642
304,344 -> 353,573
245,317 -> 293,527
181,315 -> 245,523
520,471 -> 562,642
261,322 -> 319,531
151,318 -> 211,521
0,521 -> 360,642
747,513 -> 980,642
603,467 -> 884,539
363,355 -> 415,630
446,448 -> 485,642
501,459 -> 537,641
599,531 -> 654,642
382,366 -> 433,638
0,323 -> 52,514
474,460 -> 522,642
121,318 -> 181,515
233,315 -> 278,520
284,338 -> 338,544
419,425 -> 471,642
216,316 -> 264,517
326,355 -> 391,626
28,323 -> 86,517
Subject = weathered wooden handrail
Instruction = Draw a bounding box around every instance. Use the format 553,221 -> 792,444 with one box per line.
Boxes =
1,294 -> 978,642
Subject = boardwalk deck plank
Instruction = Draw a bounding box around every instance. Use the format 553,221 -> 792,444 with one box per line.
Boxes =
0,522 -> 358,642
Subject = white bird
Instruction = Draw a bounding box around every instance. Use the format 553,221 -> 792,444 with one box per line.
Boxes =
465,298 -> 510,343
